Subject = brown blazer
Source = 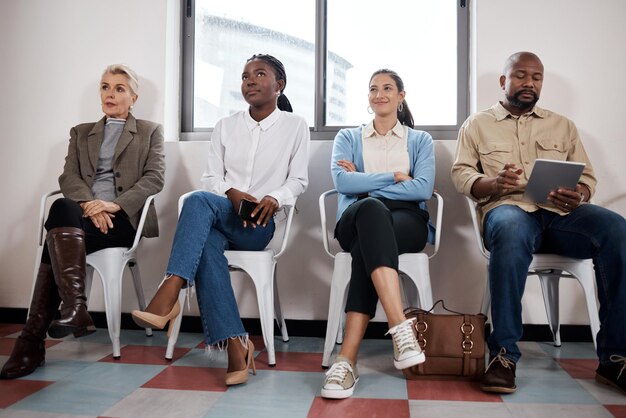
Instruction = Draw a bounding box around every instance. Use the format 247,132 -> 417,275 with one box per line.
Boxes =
58,114 -> 165,238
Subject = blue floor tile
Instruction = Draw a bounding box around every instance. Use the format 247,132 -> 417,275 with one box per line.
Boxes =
7,362 -> 166,415
204,370 -> 319,418
19,360 -> 92,382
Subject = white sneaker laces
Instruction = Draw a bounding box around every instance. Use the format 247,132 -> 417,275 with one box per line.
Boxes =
487,347 -> 515,371
386,319 -> 419,354
325,361 -> 353,385
609,354 -> 626,380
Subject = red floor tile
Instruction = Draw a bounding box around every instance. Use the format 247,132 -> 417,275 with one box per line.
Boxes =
99,345 -> 191,365
308,397 -> 410,418
406,379 -> 503,402
142,365 -> 227,391
0,324 -> 24,337
556,358 -> 598,379
0,337 -> 61,355
255,351 -> 323,371
606,405 -> 626,418
0,379 -> 54,408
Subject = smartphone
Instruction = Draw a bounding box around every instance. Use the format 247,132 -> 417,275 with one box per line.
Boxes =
238,199 -> 258,222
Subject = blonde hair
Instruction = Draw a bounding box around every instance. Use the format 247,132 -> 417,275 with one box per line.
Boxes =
102,64 -> 139,96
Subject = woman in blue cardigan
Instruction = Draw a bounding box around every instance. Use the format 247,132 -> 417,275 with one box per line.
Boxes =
321,69 -> 435,399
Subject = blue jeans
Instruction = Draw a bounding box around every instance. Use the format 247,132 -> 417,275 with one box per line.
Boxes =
483,204 -> 626,364
166,191 -> 275,346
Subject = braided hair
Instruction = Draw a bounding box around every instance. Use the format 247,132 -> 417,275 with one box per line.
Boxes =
246,54 -> 293,112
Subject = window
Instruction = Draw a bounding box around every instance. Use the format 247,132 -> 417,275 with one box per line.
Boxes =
181,0 -> 469,140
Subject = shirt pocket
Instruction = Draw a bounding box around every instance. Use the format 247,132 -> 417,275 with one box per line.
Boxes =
536,137 -> 568,160
477,141 -> 513,174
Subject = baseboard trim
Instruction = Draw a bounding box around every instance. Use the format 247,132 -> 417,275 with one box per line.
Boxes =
0,307 -> 595,342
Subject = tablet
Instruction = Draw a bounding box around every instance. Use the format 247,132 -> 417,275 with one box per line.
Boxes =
523,159 -> 585,204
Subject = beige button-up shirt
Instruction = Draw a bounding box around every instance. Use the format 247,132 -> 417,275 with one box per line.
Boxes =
362,120 -> 410,174
451,102 -> 597,226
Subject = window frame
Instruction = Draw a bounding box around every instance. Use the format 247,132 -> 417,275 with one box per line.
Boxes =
180,0 -> 469,141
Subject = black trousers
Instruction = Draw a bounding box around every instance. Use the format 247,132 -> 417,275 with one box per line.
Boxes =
41,198 -> 135,264
335,197 -> 429,318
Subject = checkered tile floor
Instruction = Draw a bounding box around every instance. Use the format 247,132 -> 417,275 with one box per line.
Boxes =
1,323 -> 625,417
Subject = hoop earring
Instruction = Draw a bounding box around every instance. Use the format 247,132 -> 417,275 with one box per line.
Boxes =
397,102 -> 404,112
367,106 -> 373,115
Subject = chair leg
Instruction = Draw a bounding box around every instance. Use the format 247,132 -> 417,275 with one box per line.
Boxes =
88,254 -> 126,359
128,261 -> 152,337
480,271 -> 491,317
252,266 -> 278,367
398,254 -> 434,311
273,270 -> 289,342
165,290 -> 186,360
336,289 -> 348,345
538,273 -> 561,347
322,258 -> 350,368
84,266 -> 94,305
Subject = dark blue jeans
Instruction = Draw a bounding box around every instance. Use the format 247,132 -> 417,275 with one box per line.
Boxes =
166,191 -> 275,346
483,204 -> 626,364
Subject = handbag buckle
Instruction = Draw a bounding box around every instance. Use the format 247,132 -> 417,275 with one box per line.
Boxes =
461,322 -> 474,353
460,322 -> 475,334
416,320 -> 428,349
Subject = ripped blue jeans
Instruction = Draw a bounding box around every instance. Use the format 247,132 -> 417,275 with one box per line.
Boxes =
166,191 -> 275,346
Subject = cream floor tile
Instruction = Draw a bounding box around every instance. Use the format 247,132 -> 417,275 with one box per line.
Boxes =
409,400 -> 513,418
102,388 -> 222,418
45,340 -> 116,362
506,402 -> 613,418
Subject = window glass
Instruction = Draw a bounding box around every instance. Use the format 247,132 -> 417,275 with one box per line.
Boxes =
326,0 -> 457,126
193,0 -> 315,128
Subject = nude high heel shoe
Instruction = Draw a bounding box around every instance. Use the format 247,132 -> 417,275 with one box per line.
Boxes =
131,301 -> 181,337
225,340 -> 256,386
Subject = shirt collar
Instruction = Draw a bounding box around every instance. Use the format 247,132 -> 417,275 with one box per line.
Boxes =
493,101 -> 546,121
363,120 -> 404,138
244,107 -> 281,131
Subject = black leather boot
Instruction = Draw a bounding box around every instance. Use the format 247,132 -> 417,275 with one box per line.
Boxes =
46,227 -> 95,339
1,263 -> 60,379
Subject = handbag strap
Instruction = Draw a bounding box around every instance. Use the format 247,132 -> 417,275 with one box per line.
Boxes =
461,313 -> 477,376
430,299 -> 466,315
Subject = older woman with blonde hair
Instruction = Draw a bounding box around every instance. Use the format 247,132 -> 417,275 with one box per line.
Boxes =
1,64 -> 165,379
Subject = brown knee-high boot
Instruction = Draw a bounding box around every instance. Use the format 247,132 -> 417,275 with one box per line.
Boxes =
1,263 -> 60,379
46,227 -> 95,339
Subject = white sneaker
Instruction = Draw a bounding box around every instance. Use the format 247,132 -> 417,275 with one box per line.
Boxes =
320,356 -> 359,399
386,318 -> 425,370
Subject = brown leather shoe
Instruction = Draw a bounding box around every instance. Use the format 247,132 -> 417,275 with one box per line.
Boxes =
595,355 -> 626,395
480,348 -> 517,394
46,227 -> 95,339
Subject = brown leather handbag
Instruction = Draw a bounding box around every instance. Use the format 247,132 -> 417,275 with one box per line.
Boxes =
402,300 -> 487,380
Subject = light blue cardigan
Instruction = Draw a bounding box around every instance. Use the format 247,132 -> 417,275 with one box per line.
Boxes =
331,125 -> 436,244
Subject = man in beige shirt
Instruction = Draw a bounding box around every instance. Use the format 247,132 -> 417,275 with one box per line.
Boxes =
451,51 -> 626,395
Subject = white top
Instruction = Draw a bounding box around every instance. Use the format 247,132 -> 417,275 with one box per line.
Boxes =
361,120 -> 410,174
201,108 -> 310,207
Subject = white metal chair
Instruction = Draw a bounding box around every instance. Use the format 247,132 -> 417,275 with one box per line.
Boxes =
164,191 -> 293,366
34,190 -> 156,358
464,196 -> 600,348
319,190 -> 443,368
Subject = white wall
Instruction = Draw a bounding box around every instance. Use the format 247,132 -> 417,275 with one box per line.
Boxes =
1,0 -> 624,327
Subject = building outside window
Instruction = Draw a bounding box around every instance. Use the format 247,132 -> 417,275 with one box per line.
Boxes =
182,0 -> 469,140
